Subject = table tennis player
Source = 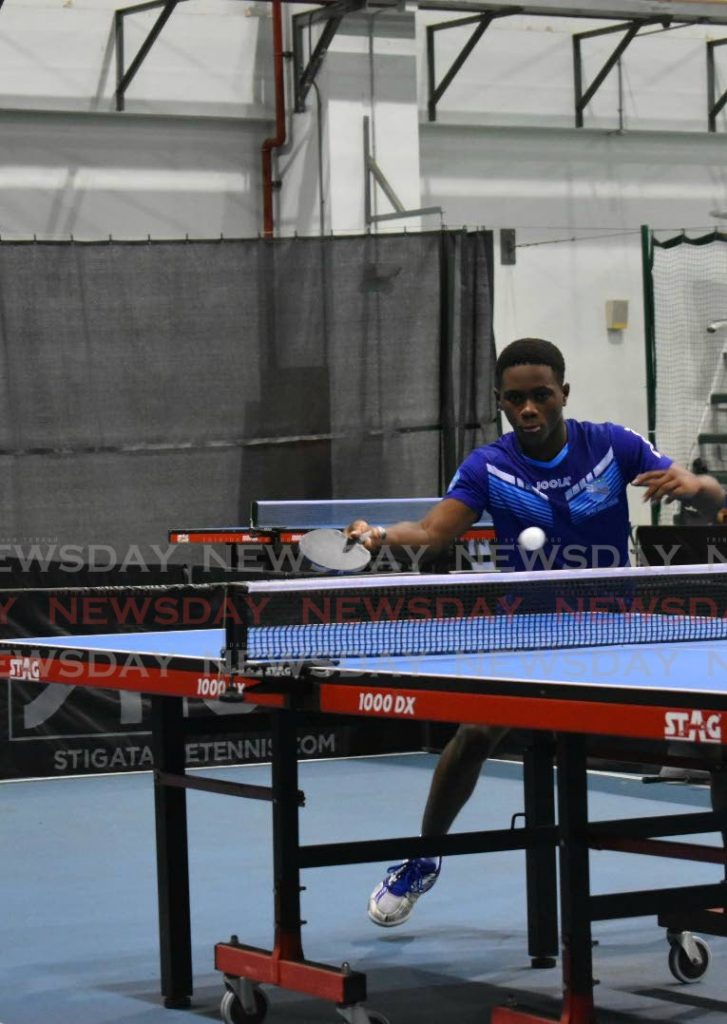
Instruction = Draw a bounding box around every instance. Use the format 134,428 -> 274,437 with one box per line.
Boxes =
344,336 -> 726,928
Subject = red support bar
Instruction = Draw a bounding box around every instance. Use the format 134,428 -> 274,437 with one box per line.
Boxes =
319,681 -> 726,745
591,836 -> 727,864
492,992 -> 596,1024
215,942 -> 367,1003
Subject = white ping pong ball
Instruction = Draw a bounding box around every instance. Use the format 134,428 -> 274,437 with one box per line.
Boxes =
518,526 -> 547,551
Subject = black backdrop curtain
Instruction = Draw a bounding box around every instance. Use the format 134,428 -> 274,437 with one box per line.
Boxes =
0,230 -> 497,779
0,230 -> 496,562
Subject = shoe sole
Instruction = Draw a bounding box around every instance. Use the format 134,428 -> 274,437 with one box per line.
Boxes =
367,909 -> 411,927
367,897 -> 414,928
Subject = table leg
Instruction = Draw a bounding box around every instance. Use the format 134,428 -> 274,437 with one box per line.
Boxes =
215,706 -> 367,1007
524,732 -> 558,968
150,695 -> 193,1009
556,734 -> 596,1024
492,734 -> 596,1024
271,707 -> 304,961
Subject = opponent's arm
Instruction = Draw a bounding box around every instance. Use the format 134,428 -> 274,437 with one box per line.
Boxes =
346,498 -> 479,555
633,465 -> 725,519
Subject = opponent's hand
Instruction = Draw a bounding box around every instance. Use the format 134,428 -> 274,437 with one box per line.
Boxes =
632,466 -> 704,504
344,519 -> 388,551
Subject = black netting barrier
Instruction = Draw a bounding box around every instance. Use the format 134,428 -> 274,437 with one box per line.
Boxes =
0,232 -> 496,566
0,231 -> 496,778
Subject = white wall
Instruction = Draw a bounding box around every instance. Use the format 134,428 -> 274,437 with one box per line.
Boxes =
494,231 -> 653,526
418,118 -> 727,525
418,12 -> 723,132
0,0 -> 273,238
415,11 -> 727,525
0,109 -> 267,238
278,11 -> 423,235
3,0 -> 727,526
0,0 -> 272,116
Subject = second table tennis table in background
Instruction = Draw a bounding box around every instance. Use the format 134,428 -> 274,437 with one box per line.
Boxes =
169,498 -> 496,572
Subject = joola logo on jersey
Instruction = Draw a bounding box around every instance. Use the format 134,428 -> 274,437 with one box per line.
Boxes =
664,710 -> 722,743
536,477 -> 572,490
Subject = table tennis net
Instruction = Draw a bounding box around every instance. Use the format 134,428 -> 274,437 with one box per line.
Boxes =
242,569 -> 727,660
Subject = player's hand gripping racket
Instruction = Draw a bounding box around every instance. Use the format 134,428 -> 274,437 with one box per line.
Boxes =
298,528 -> 372,572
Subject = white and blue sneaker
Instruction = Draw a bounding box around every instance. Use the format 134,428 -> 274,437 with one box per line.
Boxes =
367,857 -> 441,927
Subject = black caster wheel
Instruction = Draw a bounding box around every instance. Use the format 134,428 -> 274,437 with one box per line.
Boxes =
220,986 -> 269,1024
668,934 -> 712,983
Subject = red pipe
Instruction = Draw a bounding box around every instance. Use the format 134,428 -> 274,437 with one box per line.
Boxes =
262,0 -> 286,238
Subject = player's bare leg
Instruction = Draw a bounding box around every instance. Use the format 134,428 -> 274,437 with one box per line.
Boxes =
368,724 -> 508,927
422,724 -> 509,835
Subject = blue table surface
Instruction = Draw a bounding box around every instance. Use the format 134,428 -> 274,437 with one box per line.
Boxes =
8,628 -> 727,697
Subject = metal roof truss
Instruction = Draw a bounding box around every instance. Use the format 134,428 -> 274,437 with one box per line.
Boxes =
425,4 -> 727,130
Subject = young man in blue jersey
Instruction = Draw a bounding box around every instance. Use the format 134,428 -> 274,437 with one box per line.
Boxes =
346,337 -> 725,928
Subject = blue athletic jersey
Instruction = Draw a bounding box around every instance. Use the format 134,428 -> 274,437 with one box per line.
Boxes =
446,420 -> 671,571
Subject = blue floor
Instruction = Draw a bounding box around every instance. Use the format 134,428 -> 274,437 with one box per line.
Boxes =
1,753 -> 725,1024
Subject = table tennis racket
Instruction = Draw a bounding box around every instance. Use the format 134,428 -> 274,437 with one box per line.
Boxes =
298,528 -> 372,572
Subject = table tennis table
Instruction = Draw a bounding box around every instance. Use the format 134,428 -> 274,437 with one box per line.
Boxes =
3,564 -> 727,1024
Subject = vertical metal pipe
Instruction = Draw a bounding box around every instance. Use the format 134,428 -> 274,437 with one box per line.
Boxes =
641,223 -> 661,526
115,10 -> 126,112
641,223 -> 657,450
262,0 -> 287,238
708,40 -> 717,132
427,25 -> 436,122
573,34 -> 583,127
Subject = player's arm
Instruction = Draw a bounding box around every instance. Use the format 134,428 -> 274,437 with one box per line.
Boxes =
346,497 -> 478,554
632,464 -> 725,518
